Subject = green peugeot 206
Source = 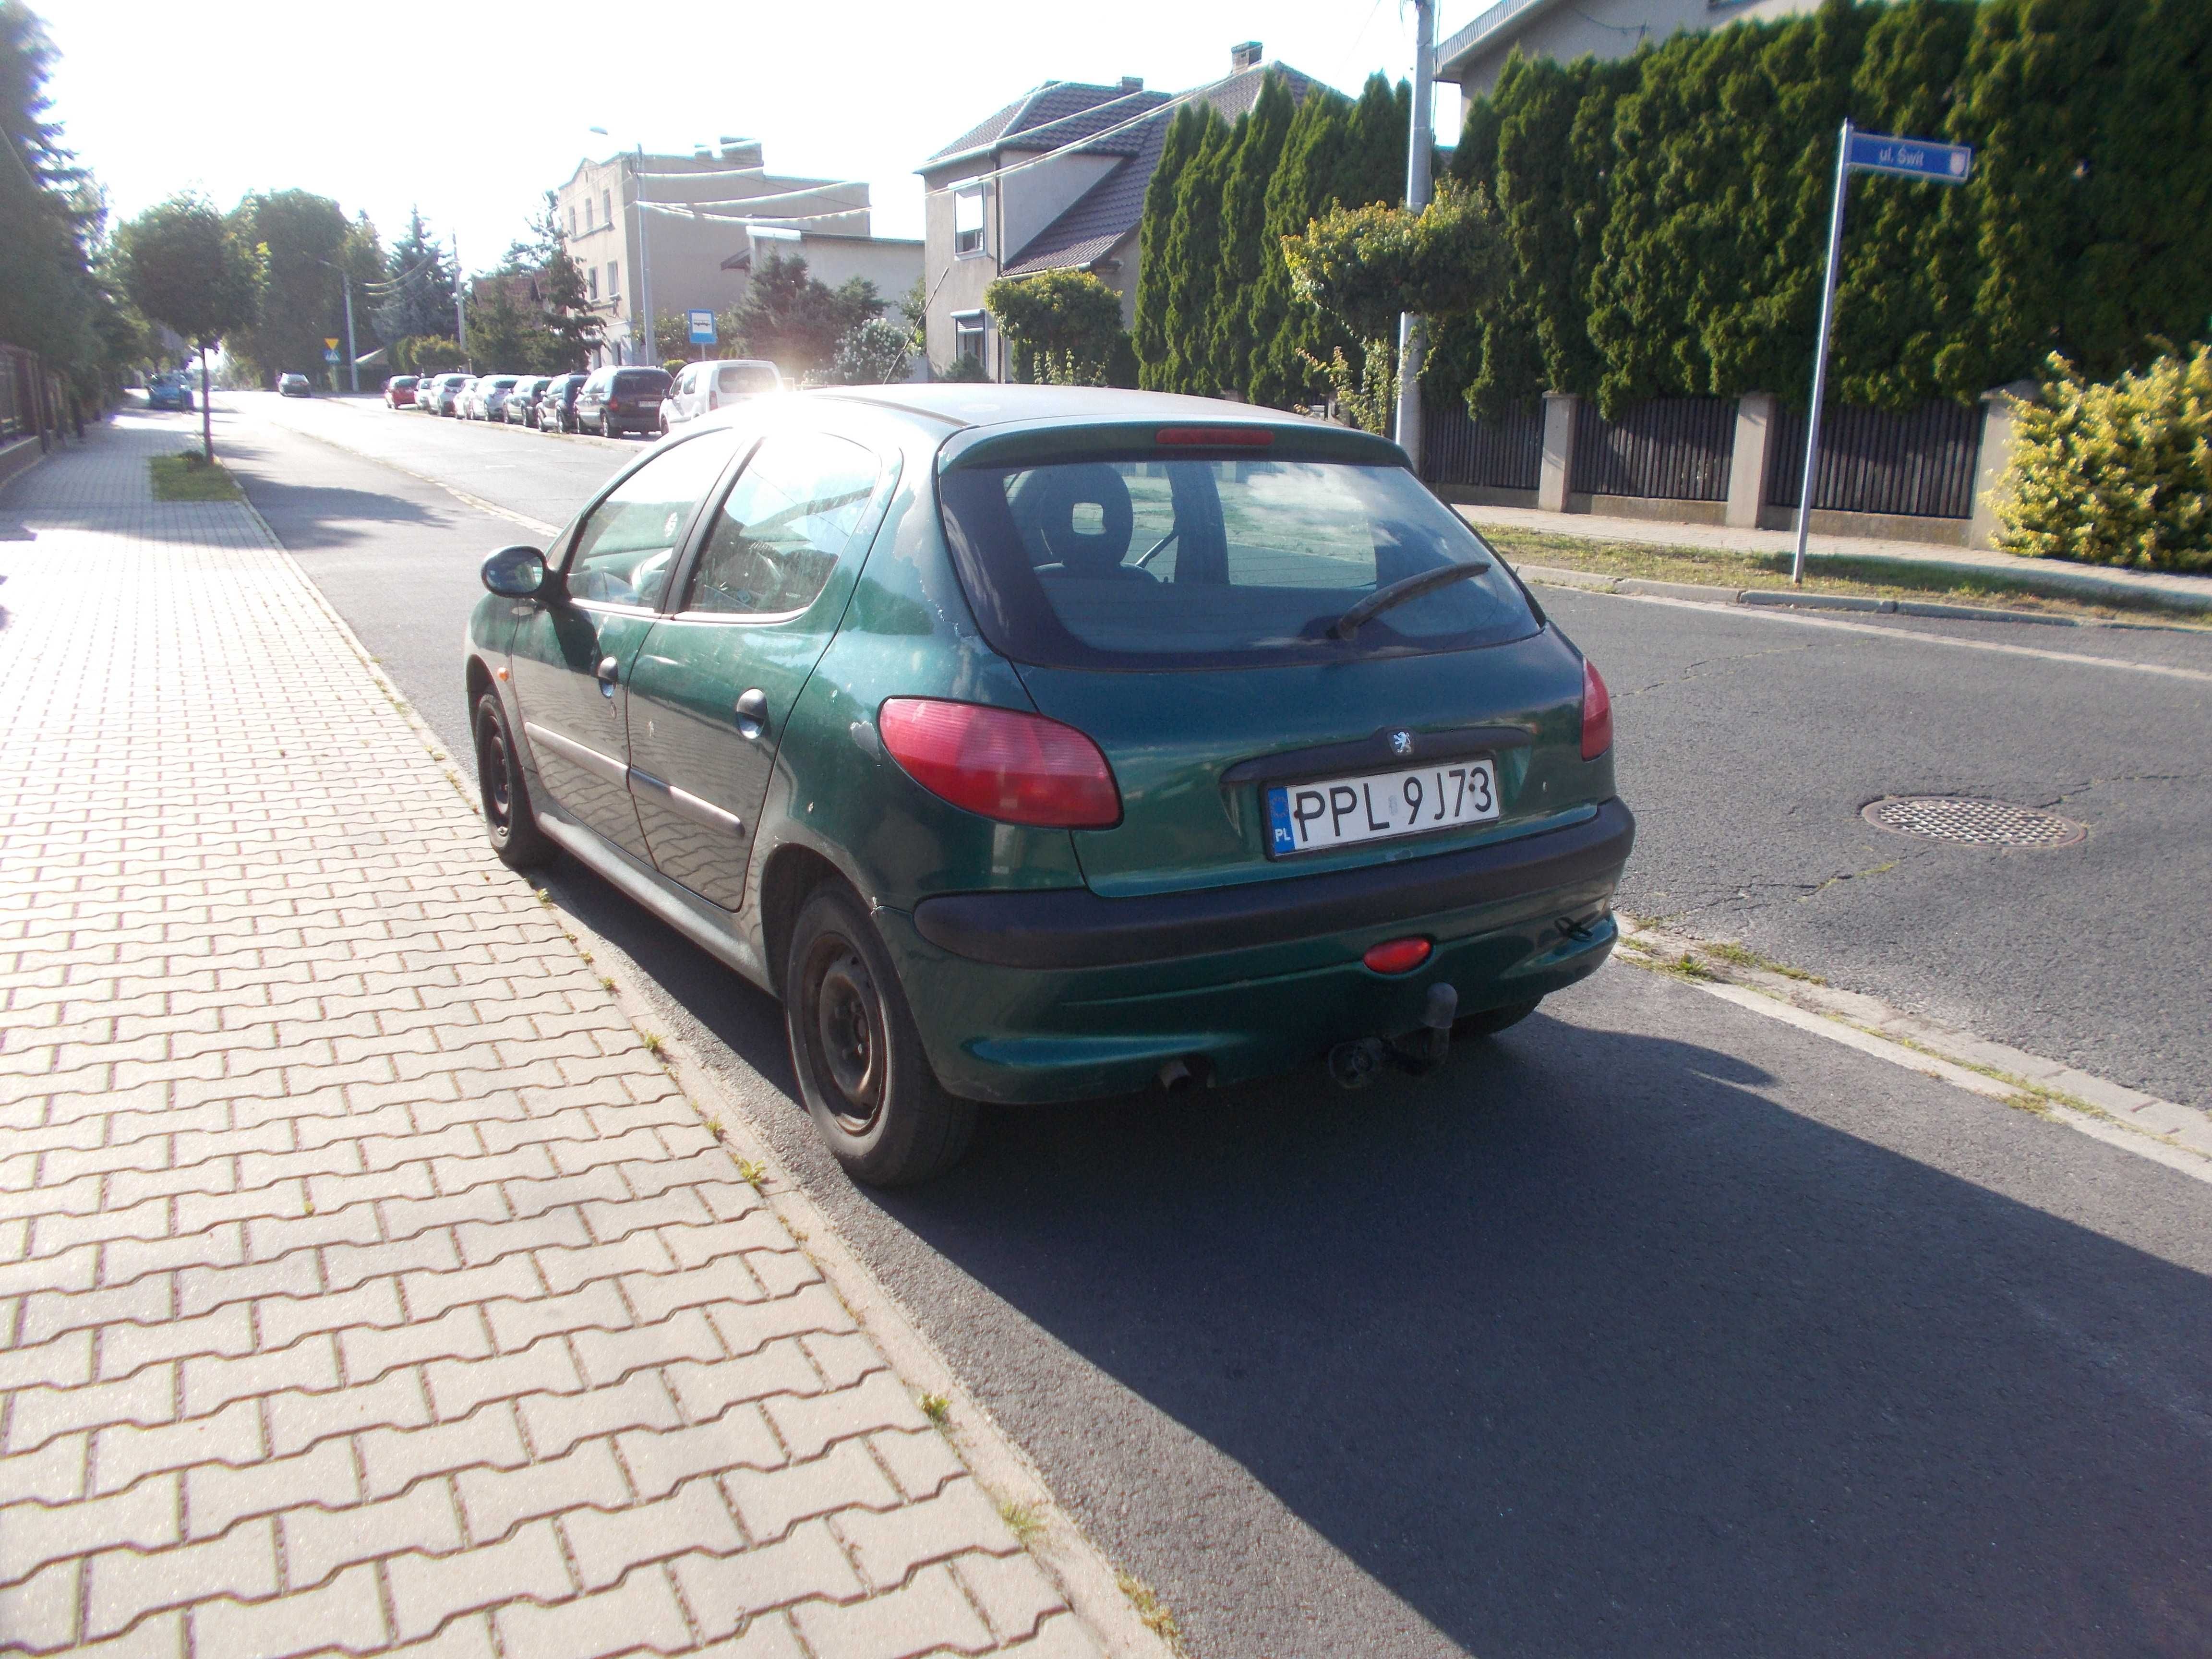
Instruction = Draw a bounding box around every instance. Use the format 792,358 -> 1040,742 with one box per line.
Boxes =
464,386 -> 1633,1185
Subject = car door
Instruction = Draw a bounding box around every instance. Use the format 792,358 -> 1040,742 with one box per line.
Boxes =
505,430 -> 744,860
625,430 -> 893,910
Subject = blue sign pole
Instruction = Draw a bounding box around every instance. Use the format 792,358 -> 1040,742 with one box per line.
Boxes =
1791,120 -> 1974,583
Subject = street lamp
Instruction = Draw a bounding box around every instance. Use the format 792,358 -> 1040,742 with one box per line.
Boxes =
589,126 -> 656,370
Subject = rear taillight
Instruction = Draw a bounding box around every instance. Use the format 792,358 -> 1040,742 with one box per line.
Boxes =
878,698 -> 1121,829
606,397 -> 622,411
707,389 -> 719,409
1580,658 -> 1612,760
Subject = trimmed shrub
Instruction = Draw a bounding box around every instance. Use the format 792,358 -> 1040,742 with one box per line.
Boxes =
1996,345 -> 2212,571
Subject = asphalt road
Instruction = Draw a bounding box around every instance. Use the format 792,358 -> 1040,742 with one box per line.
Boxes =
210,391 -> 2212,1658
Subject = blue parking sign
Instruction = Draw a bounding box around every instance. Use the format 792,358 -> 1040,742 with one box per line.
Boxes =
686,310 -> 717,346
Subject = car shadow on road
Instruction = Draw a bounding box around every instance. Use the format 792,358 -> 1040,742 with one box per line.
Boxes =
539,856 -> 2212,1658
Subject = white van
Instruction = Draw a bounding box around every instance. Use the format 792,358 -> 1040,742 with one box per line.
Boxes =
661,359 -> 783,433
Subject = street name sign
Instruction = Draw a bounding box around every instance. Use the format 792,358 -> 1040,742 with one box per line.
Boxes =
1791,119 -> 1975,583
687,310 -> 717,346
1846,130 -> 1972,183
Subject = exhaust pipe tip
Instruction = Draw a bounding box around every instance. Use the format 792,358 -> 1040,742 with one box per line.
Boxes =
1157,1057 -> 1199,1094
1327,1038 -> 1387,1090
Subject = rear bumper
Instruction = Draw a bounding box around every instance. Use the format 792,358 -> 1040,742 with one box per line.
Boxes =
887,799 -> 1634,1104
915,797 -> 1634,969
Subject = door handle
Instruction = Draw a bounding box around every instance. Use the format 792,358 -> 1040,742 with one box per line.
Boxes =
734,688 -> 769,740
595,655 -> 620,694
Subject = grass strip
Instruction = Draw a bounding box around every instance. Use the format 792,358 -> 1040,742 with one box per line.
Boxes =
1473,524 -> 2208,626
149,452 -> 243,502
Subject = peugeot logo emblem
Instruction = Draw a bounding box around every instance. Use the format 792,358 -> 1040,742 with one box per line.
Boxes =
1389,730 -> 1414,757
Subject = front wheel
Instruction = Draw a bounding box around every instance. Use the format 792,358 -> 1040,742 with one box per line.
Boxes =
473,690 -> 555,869
785,884 -> 975,1186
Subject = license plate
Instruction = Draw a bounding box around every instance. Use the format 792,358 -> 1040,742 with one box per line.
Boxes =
1266,759 -> 1499,856
637,398 -> 661,408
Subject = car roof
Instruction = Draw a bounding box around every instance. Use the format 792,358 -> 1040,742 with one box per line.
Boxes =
805,384 -> 1332,435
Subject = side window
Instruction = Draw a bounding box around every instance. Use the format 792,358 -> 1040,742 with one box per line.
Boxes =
565,433 -> 741,610
682,433 -> 881,617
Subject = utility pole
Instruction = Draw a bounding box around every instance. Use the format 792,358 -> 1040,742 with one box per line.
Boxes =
634,144 -> 656,370
453,234 -> 469,366
340,270 -> 359,394
1392,0 -> 1435,471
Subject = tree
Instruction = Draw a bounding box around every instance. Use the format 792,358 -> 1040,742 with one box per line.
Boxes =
833,317 -> 912,385
983,270 -> 1130,384
226,189 -> 370,386
1249,84 -> 1353,408
729,252 -> 878,375
373,208 -> 457,346
1208,72 -> 1297,398
0,0 -> 134,409
517,192 -> 601,371
115,194 -> 260,457
1154,107 -> 1234,392
1335,73 -> 1410,211
1133,104 -> 1208,387
465,277 -> 556,372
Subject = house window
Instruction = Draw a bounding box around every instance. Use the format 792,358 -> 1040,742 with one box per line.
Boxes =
603,189 -> 613,228
567,205 -> 577,239
584,198 -> 594,233
954,187 -> 985,257
588,267 -> 599,301
952,311 -> 986,366
608,262 -> 619,301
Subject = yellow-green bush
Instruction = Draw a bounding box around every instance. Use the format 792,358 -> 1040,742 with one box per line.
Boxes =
1996,347 -> 2212,573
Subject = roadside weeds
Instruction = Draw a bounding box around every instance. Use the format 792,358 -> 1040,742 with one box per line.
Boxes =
148,451 -> 243,501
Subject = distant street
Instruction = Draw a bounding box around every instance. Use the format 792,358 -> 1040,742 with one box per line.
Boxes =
182,389 -> 2212,1659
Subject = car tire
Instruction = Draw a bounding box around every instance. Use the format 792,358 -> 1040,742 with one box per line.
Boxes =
1457,998 -> 1540,1039
472,690 -> 556,870
785,883 -> 975,1187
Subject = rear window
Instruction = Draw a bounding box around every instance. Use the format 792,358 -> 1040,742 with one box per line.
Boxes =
613,369 -> 670,394
937,456 -> 1539,671
716,364 -> 779,396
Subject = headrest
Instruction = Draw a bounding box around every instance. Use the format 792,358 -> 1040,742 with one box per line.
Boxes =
1034,465 -> 1134,576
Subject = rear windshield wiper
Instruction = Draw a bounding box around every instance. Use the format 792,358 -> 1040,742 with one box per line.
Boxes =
1329,559 -> 1491,640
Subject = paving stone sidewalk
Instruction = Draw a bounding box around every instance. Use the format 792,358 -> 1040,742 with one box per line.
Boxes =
0,419 -> 1096,1659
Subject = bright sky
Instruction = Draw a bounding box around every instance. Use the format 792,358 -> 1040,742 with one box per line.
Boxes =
36,0 -> 1468,271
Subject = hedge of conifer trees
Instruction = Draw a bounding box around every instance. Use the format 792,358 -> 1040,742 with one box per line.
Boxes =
1137,0 -> 2212,421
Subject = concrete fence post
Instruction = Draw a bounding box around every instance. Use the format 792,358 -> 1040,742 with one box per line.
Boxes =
1968,380 -> 2037,552
1538,391 -> 1579,513
1727,392 -> 1777,529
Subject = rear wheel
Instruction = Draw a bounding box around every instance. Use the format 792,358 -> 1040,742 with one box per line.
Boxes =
1457,998 -> 1540,1039
472,690 -> 555,870
785,884 -> 975,1186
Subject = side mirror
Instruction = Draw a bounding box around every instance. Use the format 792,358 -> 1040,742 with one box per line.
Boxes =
481,544 -> 548,598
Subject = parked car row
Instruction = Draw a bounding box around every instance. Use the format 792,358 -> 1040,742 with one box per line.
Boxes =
394,360 -> 783,440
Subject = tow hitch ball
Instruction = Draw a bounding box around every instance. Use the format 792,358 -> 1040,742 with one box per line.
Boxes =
1328,983 -> 1459,1089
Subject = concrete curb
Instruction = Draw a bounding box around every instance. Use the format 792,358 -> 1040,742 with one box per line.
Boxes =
1515,564 -> 2205,631
1615,918 -> 2212,1182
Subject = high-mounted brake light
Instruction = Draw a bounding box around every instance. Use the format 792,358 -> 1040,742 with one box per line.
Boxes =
1580,658 -> 1613,760
878,699 -> 1121,830
1155,426 -> 1274,447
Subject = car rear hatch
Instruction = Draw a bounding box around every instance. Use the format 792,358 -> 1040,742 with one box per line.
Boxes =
934,420 -> 1600,899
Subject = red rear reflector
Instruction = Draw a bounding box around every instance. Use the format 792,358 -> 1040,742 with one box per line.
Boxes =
878,698 -> 1121,829
1580,659 -> 1613,760
1155,426 -> 1274,447
1362,938 -> 1433,975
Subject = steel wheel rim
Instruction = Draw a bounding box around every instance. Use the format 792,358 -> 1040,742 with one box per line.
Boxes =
478,715 -> 513,830
809,942 -> 885,1134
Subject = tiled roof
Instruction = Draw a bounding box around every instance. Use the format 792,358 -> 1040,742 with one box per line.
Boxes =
998,62 -> 1322,278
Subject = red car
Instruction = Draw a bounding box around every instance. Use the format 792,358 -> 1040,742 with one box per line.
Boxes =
385,375 -> 419,409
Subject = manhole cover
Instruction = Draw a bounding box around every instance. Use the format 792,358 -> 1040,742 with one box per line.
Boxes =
1862,796 -> 2086,848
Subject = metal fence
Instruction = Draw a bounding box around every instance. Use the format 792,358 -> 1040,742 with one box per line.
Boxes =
1571,397 -> 1734,502
1421,398 -> 1545,493
0,345 -> 45,445
1765,399 -> 1982,519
